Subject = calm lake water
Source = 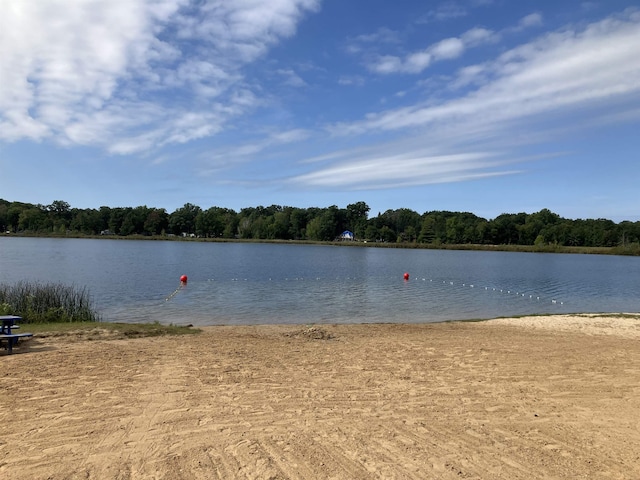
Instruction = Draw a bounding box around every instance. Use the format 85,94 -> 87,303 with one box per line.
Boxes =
1,237 -> 639,325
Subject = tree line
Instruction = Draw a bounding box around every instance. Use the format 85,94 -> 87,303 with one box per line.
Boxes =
1,198 -> 639,249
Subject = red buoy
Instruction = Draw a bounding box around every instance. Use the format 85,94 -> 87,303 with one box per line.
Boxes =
403,272 -> 409,281
180,275 -> 188,285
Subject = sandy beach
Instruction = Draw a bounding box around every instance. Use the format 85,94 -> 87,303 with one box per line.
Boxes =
1,314 -> 640,479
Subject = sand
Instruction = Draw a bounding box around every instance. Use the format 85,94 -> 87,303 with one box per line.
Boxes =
1,314 -> 640,479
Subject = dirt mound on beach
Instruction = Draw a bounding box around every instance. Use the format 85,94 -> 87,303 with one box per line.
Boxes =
2,315 -> 640,479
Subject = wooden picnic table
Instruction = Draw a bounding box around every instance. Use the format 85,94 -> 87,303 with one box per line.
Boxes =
0,315 -> 33,354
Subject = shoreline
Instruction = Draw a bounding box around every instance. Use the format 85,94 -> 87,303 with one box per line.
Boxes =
4,233 -> 638,256
2,314 -> 640,479
163,311 -> 640,335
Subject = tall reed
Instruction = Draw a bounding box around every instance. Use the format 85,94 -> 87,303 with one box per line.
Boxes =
0,281 -> 100,323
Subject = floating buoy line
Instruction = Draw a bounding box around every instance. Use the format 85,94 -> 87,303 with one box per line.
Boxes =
165,275 -> 188,302
199,273 -> 565,307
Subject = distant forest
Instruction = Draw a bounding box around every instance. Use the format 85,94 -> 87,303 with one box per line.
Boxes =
2,199 -> 639,252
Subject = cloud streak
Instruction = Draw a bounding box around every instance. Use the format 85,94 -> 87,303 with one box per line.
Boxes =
364,10 -> 640,134
291,150 -> 517,190
365,26 -> 498,74
0,0 -> 320,152
291,9 -> 640,190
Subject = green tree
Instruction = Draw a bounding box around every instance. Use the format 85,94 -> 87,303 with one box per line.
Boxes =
18,207 -> 46,231
346,201 -> 370,239
445,216 -> 464,244
519,209 -> 560,245
69,208 -> 106,234
0,203 -> 8,231
306,207 -> 339,241
402,225 -> 417,242
169,203 -> 202,235
47,200 -> 71,217
373,208 -> 421,243
144,208 -> 168,235
364,224 -> 379,242
196,207 -> 231,237
119,208 -> 137,236
6,204 -> 23,231
271,209 -> 292,239
288,208 -> 309,240
418,216 -> 436,243
108,208 -> 127,234
488,213 -> 527,244
379,225 -> 396,243
419,211 -> 454,244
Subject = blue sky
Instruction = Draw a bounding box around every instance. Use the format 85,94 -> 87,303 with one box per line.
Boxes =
1,0 -> 639,221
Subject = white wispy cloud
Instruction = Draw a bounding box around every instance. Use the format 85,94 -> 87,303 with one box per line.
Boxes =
290,150 -> 516,189
364,10 -> 549,76
338,75 -> 366,86
343,27 -> 402,56
198,127 -> 311,176
520,13 -> 543,28
503,12 -> 544,34
278,69 -> 308,87
366,25 -> 498,74
462,27 -> 499,46
291,9 -> 640,190
417,1 -> 469,23
341,10 -> 640,135
416,0 -> 494,24
0,0 -> 320,152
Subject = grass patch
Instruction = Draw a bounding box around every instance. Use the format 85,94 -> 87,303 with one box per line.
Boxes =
26,321 -> 200,339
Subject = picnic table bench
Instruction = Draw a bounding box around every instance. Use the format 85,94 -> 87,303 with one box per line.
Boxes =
0,315 -> 33,354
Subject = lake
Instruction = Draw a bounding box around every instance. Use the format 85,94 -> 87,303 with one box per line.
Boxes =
1,237 -> 639,325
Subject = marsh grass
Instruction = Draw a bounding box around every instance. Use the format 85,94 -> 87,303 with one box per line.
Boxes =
0,281 -> 100,323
